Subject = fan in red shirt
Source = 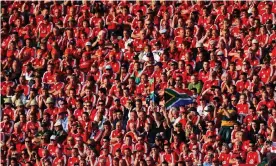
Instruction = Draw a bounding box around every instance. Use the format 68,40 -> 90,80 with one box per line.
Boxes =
37,15 -> 53,40
258,59 -> 274,84
246,142 -> 261,165
67,148 -> 80,166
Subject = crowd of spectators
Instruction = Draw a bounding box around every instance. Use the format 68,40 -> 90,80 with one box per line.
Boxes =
1,1 -> 276,166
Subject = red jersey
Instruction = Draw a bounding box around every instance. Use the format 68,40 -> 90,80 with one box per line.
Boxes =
203,79 -> 220,91
67,156 -> 79,166
219,152 -> 231,165
257,99 -> 276,111
243,114 -> 259,126
236,102 -> 250,115
258,66 -> 273,84
235,80 -> 251,92
52,155 -> 67,166
198,70 -> 210,83
246,151 -> 261,165
37,22 -> 53,39
133,38 -> 149,52
161,152 -> 179,164
42,71 -> 56,85
26,121 -> 40,132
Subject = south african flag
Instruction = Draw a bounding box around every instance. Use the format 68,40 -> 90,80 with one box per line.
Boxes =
164,88 -> 193,109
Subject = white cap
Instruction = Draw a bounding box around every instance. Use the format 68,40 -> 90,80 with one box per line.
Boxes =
217,51 -> 224,56
159,29 -> 167,34
196,42 -> 203,48
85,41 -> 92,46
50,135 -> 56,140
204,106 -> 209,111
4,98 -> 12,104
252,39 -> 259,44
210,40 -> 217,45
15,100 -> 24,107
105,65 -> 112,70
30,99 -> 38,106
54,120 -> 61,126
46,97 -> 54,104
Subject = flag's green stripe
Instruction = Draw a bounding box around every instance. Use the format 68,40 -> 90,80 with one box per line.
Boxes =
165,89 -> 179,96
149,78 -> 155,84
165,89 -> 191,98
165,97 -> 179,108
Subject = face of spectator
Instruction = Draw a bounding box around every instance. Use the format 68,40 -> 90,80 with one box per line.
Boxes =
179,29 -> 184,37
272,109 -> 276,117
129,122 -> 136,131
185,29 -> 191,37
202,8 -> 208,16
265,4 -> 271,13
72,149 -> 78,157
15,18 -> 22,27
116,111 -> 123,120
251,7 -> 257,16
186,65 -> 192,74
138,137 -> 144,144
248,143 -> 254,152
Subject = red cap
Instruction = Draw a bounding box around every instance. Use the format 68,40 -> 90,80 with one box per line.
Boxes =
184,156 -> 192,162
36,49 -> 42,55
109,52 -> 115,57
6,51 -> 14,58
24,35 -> 31,40
82,52 -> 90,57
64,49 -> 71,55
189,134 -> 196,139
51,49 -> 59,56
216,135 -> 221,141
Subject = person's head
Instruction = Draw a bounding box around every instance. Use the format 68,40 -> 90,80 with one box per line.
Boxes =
99,88 -> 107,97
10,157 -> 18,166
248,142 -> 255,152
164,144 -> 171,153
125,135 -> 132,145
175,76 -> 182,86
71,148 -> 78,157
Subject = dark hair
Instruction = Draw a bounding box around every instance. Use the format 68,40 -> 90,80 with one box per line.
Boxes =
99,88 -> 107,95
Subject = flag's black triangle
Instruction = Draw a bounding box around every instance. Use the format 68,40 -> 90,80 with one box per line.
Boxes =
164,90 -> 174,103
